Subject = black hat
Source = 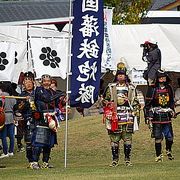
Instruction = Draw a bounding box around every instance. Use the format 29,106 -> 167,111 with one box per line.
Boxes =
156,69 -> 171,83
23,71 -> 35,80
157,70 -> 166,78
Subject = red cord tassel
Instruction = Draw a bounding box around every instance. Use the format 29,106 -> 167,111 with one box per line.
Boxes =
111,113 -> 118,131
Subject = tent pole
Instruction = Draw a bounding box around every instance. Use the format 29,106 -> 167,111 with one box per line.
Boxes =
27,23 -> 29,63
65,0 -> 73,168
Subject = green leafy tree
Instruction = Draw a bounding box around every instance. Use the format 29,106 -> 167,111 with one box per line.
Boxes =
104,0 -> 152,24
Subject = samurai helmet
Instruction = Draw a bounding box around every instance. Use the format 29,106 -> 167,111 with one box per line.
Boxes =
156,69 -> 171,83
114,61 -> 130,83
116,62 -> 127,75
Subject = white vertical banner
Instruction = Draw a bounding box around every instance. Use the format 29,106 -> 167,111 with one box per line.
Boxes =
12,42 -> 27,83
102,8 -> 115,72
30,37 -> 68,79
0,42 -> 16,81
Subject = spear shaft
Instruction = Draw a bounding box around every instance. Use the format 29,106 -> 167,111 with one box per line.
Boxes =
0,96 -> 27,99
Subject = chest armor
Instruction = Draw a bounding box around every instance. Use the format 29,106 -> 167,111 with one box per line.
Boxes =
116,86 -> 134,128
155,88 -> 170,107
116,86 -> 129,106
37,88 -> 55,111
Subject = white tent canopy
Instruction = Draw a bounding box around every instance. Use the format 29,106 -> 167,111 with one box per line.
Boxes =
111,24 -> 180,72
146,10 -> 180,17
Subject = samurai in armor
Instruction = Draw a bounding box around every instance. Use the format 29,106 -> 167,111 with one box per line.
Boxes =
103,62 -> 140,167
50,78 -> 66,121
32,74 -> 62,169
14,71 -> 37,169
144,70 -> 175,162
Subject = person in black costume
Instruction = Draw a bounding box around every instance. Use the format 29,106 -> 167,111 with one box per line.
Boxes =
144,70 -> 176,162
14,72 -> 38,169
32,74 -> 62,169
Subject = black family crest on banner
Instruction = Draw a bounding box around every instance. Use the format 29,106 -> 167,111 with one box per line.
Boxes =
39,47 -> 61,69
0,52 -> 9,71
30,37 -> 68,79
70,0 -> 104,108
15,51 -> 18,64
0,42 -> 27,83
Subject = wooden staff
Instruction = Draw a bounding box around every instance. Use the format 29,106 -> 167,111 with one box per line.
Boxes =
0,96 -> 27,99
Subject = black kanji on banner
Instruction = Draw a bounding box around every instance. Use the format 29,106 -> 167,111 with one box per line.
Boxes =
0,52 -> 9,71
39,47 -> 61,69
15,51 -> 18,64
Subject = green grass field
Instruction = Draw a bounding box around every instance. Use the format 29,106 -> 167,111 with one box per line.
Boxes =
0,113 -> 180,180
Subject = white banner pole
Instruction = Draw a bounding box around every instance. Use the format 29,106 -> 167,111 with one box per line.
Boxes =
64,0 -> 73,168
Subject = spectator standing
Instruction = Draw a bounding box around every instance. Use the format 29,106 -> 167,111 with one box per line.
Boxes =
12,82 -> 25,153
0,83 -> 16,158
